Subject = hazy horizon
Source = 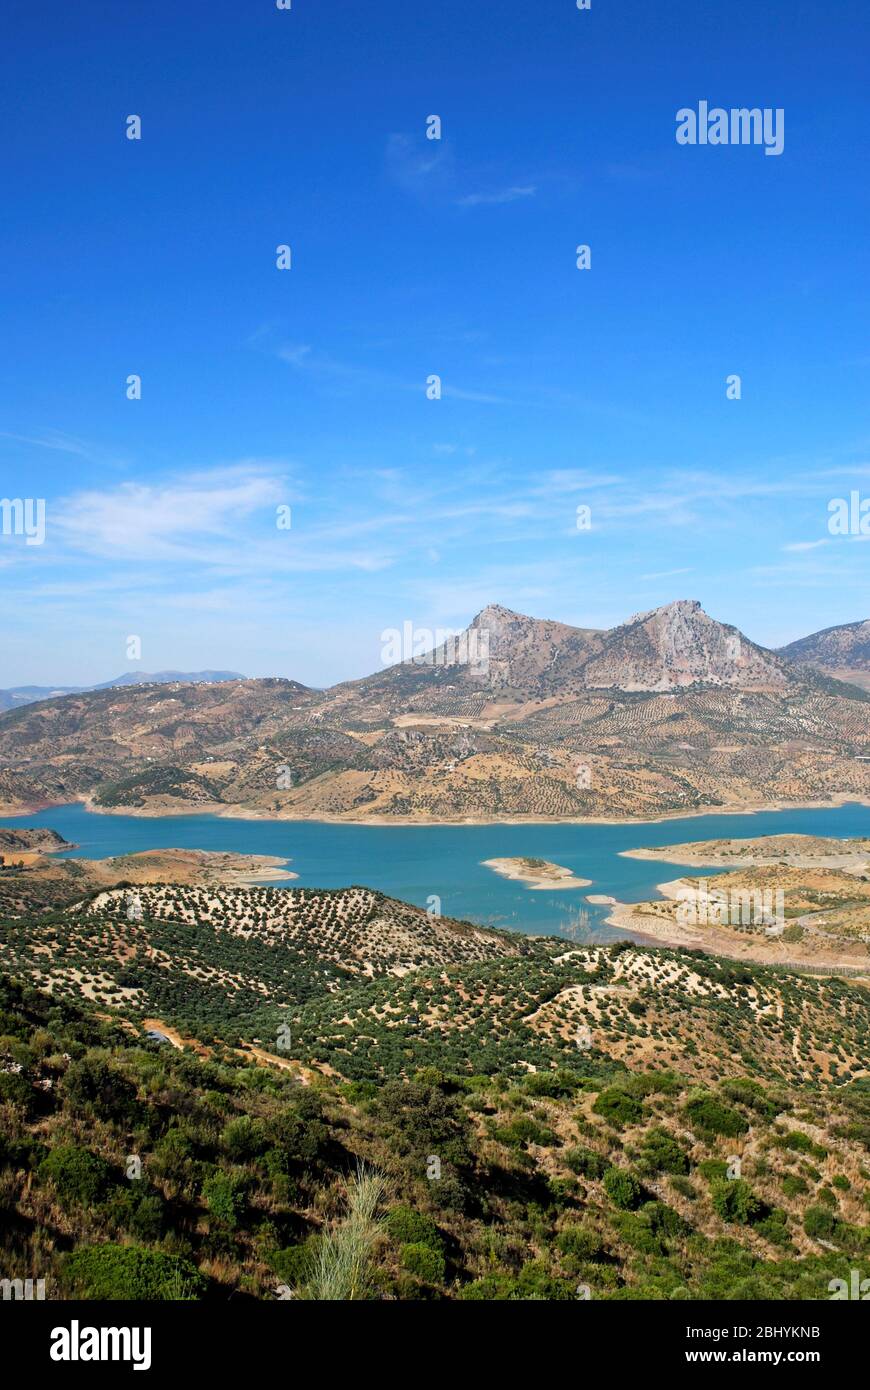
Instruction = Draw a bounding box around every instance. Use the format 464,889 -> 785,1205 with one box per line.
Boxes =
3,596 -> 869,692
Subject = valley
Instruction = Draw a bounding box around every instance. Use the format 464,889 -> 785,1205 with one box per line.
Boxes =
2,609 -> 869,1305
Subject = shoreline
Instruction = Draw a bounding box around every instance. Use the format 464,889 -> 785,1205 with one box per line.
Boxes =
617,839 -> 867,861
604,879 -> 870,981
2,791 -> 870,829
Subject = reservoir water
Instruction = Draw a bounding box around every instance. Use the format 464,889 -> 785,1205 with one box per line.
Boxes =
6,801 -> 870,940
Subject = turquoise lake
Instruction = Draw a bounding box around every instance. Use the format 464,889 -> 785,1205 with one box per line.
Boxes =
7,800 -> 870,940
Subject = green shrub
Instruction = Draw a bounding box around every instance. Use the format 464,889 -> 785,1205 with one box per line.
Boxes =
781,1174 -> 808,1198
104,1185 -> 165,1241
603,1167 -> 644,1210
637,1127 -> 690,1176
492,1114 -> 557,1149
0,1070 -> 37,1114
39,1145 -> 114,1208
777,1130 -> 828,1160
555,1225 -> 603,1262
710,1178 -> 766,1225
221,1114 -> 267,1160
60,1054 -> 138,1124
401,1242 -> 446,1284
755,1212 -> 792,1249
523,1071 -> 579,1098
804,1206 -> 837,1240
684,1093 -> 748,1139
565,1145 -> 607,1179
64,1244 -> 205,1300
720,1078 -> 780,1119
202,1171 -> 246,1228
271,1236 -> 321,1286
385,1206 -> 443,1251
269,1094 -> 328,1165
593,1088 -> 643,1127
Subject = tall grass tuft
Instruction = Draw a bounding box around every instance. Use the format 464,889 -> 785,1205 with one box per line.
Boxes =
298,1162 -> 387,1301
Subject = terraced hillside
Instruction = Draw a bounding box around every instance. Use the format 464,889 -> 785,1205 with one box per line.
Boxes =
286,942 -> 870,1090
1,945 -> 867,1302
0,882 -> 526,1042
1,601 -> 869,822
0,843 -> 295,917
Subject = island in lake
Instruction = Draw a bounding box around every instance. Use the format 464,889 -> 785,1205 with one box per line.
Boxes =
481,856 -> 591,890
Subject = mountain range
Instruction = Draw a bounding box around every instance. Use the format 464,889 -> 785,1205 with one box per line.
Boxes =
0,600 -> 868,821
0,670 -> 245,713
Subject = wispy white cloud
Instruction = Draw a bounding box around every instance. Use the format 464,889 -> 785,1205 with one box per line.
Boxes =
0,429 -> 93,457
640,567 -> 693,580
456,185 -> 536,207
385,133 -> 453,200
54,466 -> 287,560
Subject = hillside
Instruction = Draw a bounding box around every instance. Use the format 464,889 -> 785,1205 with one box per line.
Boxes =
0,877 -> 525,1041
0,843 -> 297,916
0,825 -> 72,855
608,834 -> 870,977
0,670 -> 246,712
1,833 -> 867,1302
1,935 -> 868,1301
779,619 -> 870,692
0,602 -> 869,822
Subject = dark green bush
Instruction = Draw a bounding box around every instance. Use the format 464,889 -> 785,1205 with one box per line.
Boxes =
202,1171 -> 246,1228
39,1145 -> 114,1208
64,1244 -> 204,1300
603,1167 -> 644,1210
593,1088 -> 643,1127
401,1242 -> 446,1284
637,1127 -> 690,1176
684,1093 -> 748,1139
710,1178 -> 766,1225
385,1206 -> 443,1250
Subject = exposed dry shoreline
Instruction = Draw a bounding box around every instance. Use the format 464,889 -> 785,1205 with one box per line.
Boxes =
1,791 -> 867,828
604,877 -> 870,981
620,837 -> 870,871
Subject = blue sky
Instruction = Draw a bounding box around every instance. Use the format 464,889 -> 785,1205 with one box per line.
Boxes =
1,0 -> 868,687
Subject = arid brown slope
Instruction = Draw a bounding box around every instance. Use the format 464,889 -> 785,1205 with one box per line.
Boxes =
779,618 -> 870,692
1,602 -> 869,821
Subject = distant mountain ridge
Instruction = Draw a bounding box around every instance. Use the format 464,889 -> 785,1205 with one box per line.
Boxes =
0,602 -> 868,822
0,670 -> 245,712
